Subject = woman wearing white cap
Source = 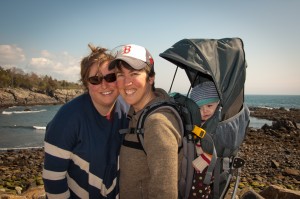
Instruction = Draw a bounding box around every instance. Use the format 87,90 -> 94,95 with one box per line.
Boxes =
109,44 -> 182,199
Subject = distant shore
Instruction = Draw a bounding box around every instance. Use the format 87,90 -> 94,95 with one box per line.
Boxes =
0,88 -> 84,108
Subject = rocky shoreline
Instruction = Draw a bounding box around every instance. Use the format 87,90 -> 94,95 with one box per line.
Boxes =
236,107 -> 300,198
0,107 -> 300,198
0,88 -> 84,108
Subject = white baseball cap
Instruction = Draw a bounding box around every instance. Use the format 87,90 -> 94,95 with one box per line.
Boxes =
109,44 -> 154,70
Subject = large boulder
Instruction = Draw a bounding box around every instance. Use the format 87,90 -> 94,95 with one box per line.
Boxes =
260,185 -> 300,199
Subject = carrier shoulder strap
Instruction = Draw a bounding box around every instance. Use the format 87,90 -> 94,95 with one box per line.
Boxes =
122,101 -> 185,154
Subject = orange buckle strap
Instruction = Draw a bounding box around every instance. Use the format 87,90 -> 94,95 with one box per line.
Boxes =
192,125 -> 206,138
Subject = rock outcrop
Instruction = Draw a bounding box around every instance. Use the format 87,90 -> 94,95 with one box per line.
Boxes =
260,185 -> 300,199
0,88 -> 84,108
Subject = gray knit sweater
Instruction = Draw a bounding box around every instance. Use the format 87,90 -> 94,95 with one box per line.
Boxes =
119,88 -> 183,199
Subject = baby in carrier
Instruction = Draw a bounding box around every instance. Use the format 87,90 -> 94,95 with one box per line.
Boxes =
188,81 -> 219,199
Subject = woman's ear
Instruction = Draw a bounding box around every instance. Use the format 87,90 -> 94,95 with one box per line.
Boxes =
148,76 -> 155,85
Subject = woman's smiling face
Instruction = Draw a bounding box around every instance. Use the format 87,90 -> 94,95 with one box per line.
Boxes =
88,61 -> 119,111
116,65 -> 154,112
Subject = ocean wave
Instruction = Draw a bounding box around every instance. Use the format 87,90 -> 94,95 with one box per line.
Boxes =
33,126 -> 46,130
1,125 -> 46,130
254,106 -> 291,111
2,109 -> 47,115
0,146 -> 43,152
7,106 -> 17,109
257,106 -> 273,110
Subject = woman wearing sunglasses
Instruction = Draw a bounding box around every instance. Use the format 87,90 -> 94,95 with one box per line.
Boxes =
109,44 -> 182,199
43,44 -> 129,198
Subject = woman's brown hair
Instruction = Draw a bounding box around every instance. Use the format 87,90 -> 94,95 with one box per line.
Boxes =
80,43 -> 113,90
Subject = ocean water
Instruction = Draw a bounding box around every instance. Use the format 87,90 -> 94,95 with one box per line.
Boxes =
245,95 -> 300,109
0,95 -> 299,149
0,105 -> 60,149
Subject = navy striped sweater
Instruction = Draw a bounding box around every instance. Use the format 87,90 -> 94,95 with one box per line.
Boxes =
43,93 -> 129,198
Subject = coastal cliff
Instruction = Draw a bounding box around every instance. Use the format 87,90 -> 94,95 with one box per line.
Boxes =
0,88 -> 84,108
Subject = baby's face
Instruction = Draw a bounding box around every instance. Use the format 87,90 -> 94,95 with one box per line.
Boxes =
199,101 -> 219,124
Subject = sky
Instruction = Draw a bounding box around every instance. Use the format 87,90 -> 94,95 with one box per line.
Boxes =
0,1 -> 299,95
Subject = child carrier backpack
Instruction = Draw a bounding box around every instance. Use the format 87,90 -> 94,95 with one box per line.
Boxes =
120,38 -> 250,199
159,37 -> 250,199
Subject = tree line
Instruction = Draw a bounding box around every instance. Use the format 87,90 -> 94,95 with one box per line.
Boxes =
0,66 -> 82,96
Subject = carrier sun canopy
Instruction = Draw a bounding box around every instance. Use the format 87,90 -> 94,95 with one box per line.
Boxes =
159,38 -> 247,119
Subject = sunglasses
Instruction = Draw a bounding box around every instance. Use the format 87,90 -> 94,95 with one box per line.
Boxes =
88,73 -> 116,85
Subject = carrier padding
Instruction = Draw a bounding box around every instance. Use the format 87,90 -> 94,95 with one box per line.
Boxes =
214,104 -> 250,157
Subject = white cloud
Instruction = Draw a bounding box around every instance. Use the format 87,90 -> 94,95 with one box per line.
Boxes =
30,57 -> 53,68
26,50 -> 81,83
0,45 -> 81,83
40,50 -> 52,58
0,45 -> 26,65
